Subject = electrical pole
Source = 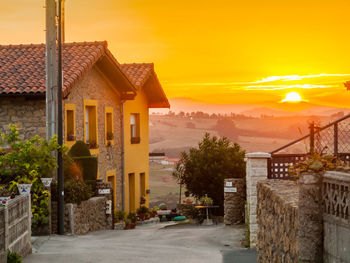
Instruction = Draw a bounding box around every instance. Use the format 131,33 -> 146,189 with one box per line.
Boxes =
45,0 -> 57,141
45,0 -> 64,234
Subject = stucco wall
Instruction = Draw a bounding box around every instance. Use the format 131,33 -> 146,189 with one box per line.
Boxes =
124,89 -> 150,212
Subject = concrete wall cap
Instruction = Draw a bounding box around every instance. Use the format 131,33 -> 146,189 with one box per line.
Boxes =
324,170 -> 350,183
245,152 -> 271,158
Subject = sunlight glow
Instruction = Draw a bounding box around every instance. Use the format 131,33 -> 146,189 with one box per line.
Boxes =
281,92 -> 303,103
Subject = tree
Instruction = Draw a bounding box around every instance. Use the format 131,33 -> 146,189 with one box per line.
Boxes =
173,133 -> 245,215
214,117 -> 239,141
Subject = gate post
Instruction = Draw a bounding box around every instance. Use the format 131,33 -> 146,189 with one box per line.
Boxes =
245,152 -> 271,248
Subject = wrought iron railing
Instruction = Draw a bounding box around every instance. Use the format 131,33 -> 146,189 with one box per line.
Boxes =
268,114 -> 350,179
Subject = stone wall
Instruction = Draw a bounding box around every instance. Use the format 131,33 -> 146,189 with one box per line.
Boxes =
224,178 -> 245,225
0,97 -> 46,139
257,180 -> 299,263
245,152 -> 270,247
52,196 -> 112,235
0,194 -> 32,260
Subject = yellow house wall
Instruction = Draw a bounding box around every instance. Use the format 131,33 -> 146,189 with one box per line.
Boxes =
124,89 -> 149,213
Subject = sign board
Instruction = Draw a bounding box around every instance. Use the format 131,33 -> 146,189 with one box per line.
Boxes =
225,182 -> 232,187
224,187 -> 237,193
98,189 -> 111,195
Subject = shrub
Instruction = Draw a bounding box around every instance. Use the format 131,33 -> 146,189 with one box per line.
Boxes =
127,212 -> 137,223
68,141 -> 98,183
51,178 -> 92,205
68,140 -> 91,157
200,195 -> 213,206
7,251 -> 22,263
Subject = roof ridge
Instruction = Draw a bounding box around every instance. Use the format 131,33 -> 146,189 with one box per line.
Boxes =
0,41 -> 107,49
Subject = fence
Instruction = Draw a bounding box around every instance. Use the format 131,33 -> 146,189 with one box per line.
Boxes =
0,194 -> 32,261
268,114 -> 350,179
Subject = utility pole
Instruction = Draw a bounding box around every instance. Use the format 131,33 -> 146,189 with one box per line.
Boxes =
57,0 -> 65,235
45,0 -> 64,234
45,0 -> 57,141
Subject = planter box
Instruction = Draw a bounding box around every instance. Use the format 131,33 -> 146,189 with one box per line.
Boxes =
17,184 -> 32,195
0,197 -> 11,207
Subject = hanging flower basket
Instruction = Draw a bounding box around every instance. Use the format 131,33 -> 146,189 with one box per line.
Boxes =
17,184 -> 32,195
41,178 -> 53,187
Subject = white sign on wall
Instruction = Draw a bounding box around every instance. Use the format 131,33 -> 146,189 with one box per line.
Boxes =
98,189 -> 111,195
225,182 -> 233,187
224,187 -> 237,193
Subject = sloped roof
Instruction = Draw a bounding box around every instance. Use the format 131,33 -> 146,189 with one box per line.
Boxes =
0,41 -> 136,97
121,63 -> 170,108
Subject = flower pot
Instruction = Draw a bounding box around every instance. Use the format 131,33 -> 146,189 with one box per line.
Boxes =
17,184 -> 32,195
41,178 -> 53,187
0,196 -> 11,207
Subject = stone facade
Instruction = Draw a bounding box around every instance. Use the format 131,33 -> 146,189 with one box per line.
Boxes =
0,66 -> 124,211
224,178 -> 245,225
245,152 -> 270,247
0,97 -> 46,139
257,180 -> 299,263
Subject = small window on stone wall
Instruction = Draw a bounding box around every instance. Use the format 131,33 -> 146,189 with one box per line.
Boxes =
105,107 -> 114,146
65,104 -> 76,146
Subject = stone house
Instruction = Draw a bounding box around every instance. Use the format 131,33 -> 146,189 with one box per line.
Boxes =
0,41 -> 169,212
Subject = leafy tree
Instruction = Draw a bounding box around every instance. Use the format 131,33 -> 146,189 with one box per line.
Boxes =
173,133 -> 245,215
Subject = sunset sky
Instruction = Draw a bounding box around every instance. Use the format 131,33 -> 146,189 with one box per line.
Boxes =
1,0 -> 350,109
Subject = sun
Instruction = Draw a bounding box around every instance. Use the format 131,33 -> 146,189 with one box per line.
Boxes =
281,92 -> 303,103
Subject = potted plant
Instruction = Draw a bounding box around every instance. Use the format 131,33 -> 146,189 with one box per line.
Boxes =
183,199 -> 193,204
107,132 -> 114,141
137,206 -> 149,221
86,140 -> 98,149
150,206 -> 159,217
0,186 -> 13,207
125,212 -> 137,229
200,194 -> 213,206
16,176 -> 32,195
67,133 -> 76,141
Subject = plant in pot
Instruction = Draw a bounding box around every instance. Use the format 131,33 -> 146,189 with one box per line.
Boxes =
125,212 -> 137,229
137,206 -> 150,221
183,199 -> 193,204
0,186 -> 13,207
67,132 -> 75,142
150,206 -> 159,217
115,210 -> 126,223
86,140 -> 98,149
15,175 -> 33,195
200,194 -> 213,206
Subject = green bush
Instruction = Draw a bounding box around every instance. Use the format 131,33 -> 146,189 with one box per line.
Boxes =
127,212 -> 137,223
72,156 -> 98,181
7,251 -> 22,263
51,179 -> 92,205
68,140 -> 91,157
136,206 -> 149,215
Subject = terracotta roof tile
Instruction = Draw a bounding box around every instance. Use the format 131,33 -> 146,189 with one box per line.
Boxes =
0,41 -> 115,97
120,63 -> 153,90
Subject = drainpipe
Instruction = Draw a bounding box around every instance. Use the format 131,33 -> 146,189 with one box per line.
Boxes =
121,101 -> 125,211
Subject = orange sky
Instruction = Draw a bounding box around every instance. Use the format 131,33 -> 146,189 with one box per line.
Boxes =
1,0 -> 350,108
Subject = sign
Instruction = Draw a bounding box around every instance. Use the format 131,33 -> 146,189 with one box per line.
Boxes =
98,189 -> 111,195
224,187 -> 237,193
225,182 -> 232,187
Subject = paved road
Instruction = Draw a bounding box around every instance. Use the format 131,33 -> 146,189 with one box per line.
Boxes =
24,223 -> 256,263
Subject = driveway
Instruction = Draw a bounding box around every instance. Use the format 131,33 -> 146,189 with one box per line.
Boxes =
24,223 -> 256,263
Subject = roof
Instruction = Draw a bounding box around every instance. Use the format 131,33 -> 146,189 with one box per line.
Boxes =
121,63 -> 170,108
0,41 -> 136,97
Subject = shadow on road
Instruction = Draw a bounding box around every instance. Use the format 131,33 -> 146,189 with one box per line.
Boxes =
222,249 -> 257,263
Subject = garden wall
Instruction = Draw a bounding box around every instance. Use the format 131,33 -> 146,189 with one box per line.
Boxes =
224,178 -> 245,225
257,180 -> 299,263
0,194 -> 32,262
52,196 -> 113,235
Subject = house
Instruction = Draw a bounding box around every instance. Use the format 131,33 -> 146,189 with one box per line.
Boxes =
0,41 -> 169,213
121,63 -> 169,212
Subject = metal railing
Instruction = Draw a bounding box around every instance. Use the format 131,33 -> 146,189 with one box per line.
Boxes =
268,114 -> 350,179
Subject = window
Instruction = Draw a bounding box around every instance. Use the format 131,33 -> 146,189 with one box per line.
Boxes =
130,113 -> 140,144
84,100 -> 98,153
64,104 -> 76,147
105,107 -> 114,146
